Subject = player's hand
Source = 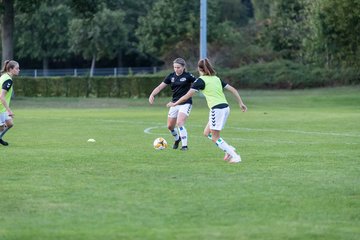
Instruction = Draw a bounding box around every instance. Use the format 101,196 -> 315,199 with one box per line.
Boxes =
8,110 -> 14,117
166,102 -> 175,108
149,95 -> 154,104
240,103 -> 247,112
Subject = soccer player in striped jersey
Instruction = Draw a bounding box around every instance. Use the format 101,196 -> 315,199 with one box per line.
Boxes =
0,60 -> 20,146
167,58 -> 247,163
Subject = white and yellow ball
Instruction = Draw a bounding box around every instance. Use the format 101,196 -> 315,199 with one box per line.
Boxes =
153,137 -> 168,150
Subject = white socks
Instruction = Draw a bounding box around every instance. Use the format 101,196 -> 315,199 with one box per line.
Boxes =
170,129 -> 180,141
215,137 -> 237,158
178,126 -> 188,147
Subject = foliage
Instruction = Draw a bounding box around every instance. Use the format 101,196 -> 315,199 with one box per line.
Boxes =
69,7 -> 128,73
14,76 -> 171,98
224,60 -> 360,89
68,0 -> 104,18
2,0 -> 360,71
215,0 -> 253,27
13,63 -> 359,98
303,0 -> 360,68
252,0 -> 273,20
135,0 -> 256,65
15,3 -> 72,70
265,0 -> 308,60
136,0 -> 200,60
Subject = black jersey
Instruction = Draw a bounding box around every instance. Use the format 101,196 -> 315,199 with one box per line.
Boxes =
163,71 -> 196,104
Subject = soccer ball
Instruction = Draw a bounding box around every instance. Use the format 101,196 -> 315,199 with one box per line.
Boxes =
153,137 -> 168,150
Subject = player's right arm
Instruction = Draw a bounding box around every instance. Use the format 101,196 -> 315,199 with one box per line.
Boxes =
149,82 -> 168,104
224,84 -> 247,112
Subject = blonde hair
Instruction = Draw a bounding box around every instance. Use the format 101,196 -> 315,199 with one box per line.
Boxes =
1,60 -> 19,74
197,58 -> 216,76
173,58 -> 186,67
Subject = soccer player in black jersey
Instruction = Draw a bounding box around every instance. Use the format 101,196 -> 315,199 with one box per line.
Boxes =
149,58 -> 196,150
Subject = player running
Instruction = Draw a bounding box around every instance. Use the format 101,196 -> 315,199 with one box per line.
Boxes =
167,58 -> 247,163
0,60 -> 20,146
149,58 -> 196,150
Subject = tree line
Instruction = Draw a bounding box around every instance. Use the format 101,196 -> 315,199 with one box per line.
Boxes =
1,0 -> 359,76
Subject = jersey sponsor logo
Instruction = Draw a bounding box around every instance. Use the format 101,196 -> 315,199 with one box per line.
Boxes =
6,83 -> 11,88
180,77 -> 186,82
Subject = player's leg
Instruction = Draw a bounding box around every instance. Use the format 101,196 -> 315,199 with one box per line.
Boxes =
167,106 -> 181,149
0,114 -> 12,146
209,108 -> 240,162
203,123 -> 211,139
177,104 -> 192,150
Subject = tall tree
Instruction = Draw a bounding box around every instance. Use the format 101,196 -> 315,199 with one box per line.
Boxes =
304,0 -> 360,67
135,0 -> 246,65
15,3 -> 71,75
69,7 -> 128,76
1,0 -> 14,63
1,0 -> 41,63
266,0 -> 307,60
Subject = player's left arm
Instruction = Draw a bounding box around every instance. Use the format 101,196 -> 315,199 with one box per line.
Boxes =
166,89 -> 196,107
224,84 -> 247,112
0,89 -> 13,116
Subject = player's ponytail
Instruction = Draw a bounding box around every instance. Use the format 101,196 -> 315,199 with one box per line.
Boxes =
1,60 -> 10,74
1,60 -> 18,74
198,58 -> 216,76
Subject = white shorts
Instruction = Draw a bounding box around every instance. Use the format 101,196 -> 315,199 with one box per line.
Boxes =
208,107 -> 230,131
168,103 -> 192,118
0,112 -> 11,126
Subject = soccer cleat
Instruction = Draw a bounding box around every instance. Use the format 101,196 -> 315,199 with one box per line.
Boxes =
229,154 -> 241,163
224,146 -> 236,161
0,139 -> 9,146
173,139 -> 181,149
180,146 -> 188,151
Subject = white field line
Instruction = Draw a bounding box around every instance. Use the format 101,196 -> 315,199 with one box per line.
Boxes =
144,125 -> 360,138
143,125 -> 360,145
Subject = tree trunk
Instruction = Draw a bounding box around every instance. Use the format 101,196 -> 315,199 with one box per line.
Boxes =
90,54 -> 96,77
42,57 -> 49,76
1,0 -> 14,63
86,54 -> 96,97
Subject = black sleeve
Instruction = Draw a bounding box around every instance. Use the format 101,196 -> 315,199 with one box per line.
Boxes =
191,78 -> 205,91
221,80 -> 228,88
2,79 -> 13,91
163,73 -> 172,84
188,73 -> 197,83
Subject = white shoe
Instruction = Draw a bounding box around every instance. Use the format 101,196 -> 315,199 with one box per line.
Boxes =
229,154 -> 241,163
224,146 -> 236,161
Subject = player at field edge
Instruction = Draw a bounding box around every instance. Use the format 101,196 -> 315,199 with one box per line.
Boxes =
149,58 -> 197,150
167,58 -> 247,163
0,60 -> 20,146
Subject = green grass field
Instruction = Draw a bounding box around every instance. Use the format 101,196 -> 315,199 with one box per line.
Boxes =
1,86 -> 359,240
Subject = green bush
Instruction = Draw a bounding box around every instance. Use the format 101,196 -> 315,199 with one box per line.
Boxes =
13,62 -> 359,97
14,75 -> 171,98
224,60 -> 360,89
